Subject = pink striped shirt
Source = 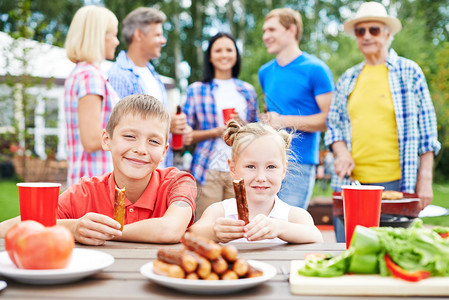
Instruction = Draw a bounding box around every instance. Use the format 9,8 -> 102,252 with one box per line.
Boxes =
64,62 -> 119,186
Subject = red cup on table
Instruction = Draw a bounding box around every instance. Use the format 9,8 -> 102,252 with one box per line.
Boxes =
17,182 -> 61,226
342,185 -> 384,249
222,108 -> 236,125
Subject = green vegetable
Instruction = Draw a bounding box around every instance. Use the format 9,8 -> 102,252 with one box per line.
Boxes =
349,254 -> 379,274
298,249 -> 352,277
347,226 -> 381,274
299,219 -> 449,278
350,225 -> 381,254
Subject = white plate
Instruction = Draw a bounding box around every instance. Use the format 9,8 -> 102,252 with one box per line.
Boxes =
140,260 -> 276,294
0,280 -> 6,291
226,242 -> 287,250
0,249 -> 114,285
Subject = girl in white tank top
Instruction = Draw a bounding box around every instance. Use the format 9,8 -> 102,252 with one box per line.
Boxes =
190,121 -> 323,244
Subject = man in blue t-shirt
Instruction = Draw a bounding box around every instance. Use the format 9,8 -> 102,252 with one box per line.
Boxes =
258,8 -> 334,209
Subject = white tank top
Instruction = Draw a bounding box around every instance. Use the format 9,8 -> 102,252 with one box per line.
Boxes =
221,195 -> 291,243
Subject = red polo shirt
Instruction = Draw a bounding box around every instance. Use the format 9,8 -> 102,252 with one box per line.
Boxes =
58,167 -> 197,226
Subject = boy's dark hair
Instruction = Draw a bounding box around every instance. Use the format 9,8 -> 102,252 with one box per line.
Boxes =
202,32 -> 241,83
106,94 -> 170,143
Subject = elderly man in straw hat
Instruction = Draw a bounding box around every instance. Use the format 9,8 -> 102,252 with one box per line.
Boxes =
324,2 -> 440,242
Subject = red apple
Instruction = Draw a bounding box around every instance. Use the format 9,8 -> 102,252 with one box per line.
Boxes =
14,225 -> 75,269
5,220 -> 44,267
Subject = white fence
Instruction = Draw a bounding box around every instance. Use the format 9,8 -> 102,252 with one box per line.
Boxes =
0,84 -> 67,160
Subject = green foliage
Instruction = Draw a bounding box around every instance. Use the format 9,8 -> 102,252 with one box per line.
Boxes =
1,0 -> 448,179
323,35 -> 364,80
104,0 -> 213,83
429,42 -> 449,181
0,0 -> 84,45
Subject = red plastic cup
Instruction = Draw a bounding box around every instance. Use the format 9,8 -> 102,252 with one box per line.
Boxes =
222,108 -> 236,125
342,185 -> 384,249
17,183 -> 61,226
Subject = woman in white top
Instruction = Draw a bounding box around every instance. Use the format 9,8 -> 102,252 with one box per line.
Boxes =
190,121 -> 323,244
183,33 -> 258,220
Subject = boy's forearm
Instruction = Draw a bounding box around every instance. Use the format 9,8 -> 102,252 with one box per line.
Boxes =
116,216 -> 190,244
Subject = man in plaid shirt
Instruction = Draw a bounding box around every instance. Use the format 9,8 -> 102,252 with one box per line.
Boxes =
324,2 -> 440,242
108,7 -> 191,167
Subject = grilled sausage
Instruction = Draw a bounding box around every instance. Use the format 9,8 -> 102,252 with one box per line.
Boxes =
181,232 -> 222,260
153,259 -> 185,279
157,248 -> 198,273
185,250 -> 211,279
233,179 -> 249,224
221,270 -> 239,280
204,272 -> 219,280
221,245 -> 238,262
186,272 -> 199,280
246,265 -> 263,278
211,255 -> 228,275
233,259 -> 249,277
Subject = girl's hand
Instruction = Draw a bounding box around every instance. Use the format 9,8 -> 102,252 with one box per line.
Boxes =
244,214 -> 280,241
74,212 -> 122,245
214,217 -> 245,243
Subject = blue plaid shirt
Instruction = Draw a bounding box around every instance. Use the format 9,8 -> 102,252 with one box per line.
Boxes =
324,49 -> 440,193
183,79 -> 259,185
108,50 -> 172,166
108,51 -> 169,107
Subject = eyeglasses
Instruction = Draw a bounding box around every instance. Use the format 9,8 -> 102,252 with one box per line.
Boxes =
354,26 -> 381,37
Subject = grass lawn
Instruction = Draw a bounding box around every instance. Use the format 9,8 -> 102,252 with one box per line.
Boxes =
420,183 -> 449,226
0,179 -> 20,222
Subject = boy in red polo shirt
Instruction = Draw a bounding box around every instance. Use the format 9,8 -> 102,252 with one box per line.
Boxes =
0,95 -> 196,245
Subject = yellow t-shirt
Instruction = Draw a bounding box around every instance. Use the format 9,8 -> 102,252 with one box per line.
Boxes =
348,64 -> 401,183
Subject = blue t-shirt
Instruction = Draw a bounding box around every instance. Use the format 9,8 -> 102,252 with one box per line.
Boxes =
258,52 -> 334,165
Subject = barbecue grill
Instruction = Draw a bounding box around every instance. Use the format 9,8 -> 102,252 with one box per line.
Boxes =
332,192 -> 420,228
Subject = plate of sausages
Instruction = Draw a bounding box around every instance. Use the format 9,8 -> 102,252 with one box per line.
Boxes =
140,232 -> 276,294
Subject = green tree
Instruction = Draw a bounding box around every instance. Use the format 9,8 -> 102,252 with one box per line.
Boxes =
1,0 -> 448,178
0,0 -> 83,45
429,42 -> 449,181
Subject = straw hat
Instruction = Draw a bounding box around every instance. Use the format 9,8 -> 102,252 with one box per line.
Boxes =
344,2 -> 402,35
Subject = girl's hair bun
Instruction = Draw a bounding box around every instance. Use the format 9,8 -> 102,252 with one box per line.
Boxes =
278,128 -> 292,149
223,120 -> 241,146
